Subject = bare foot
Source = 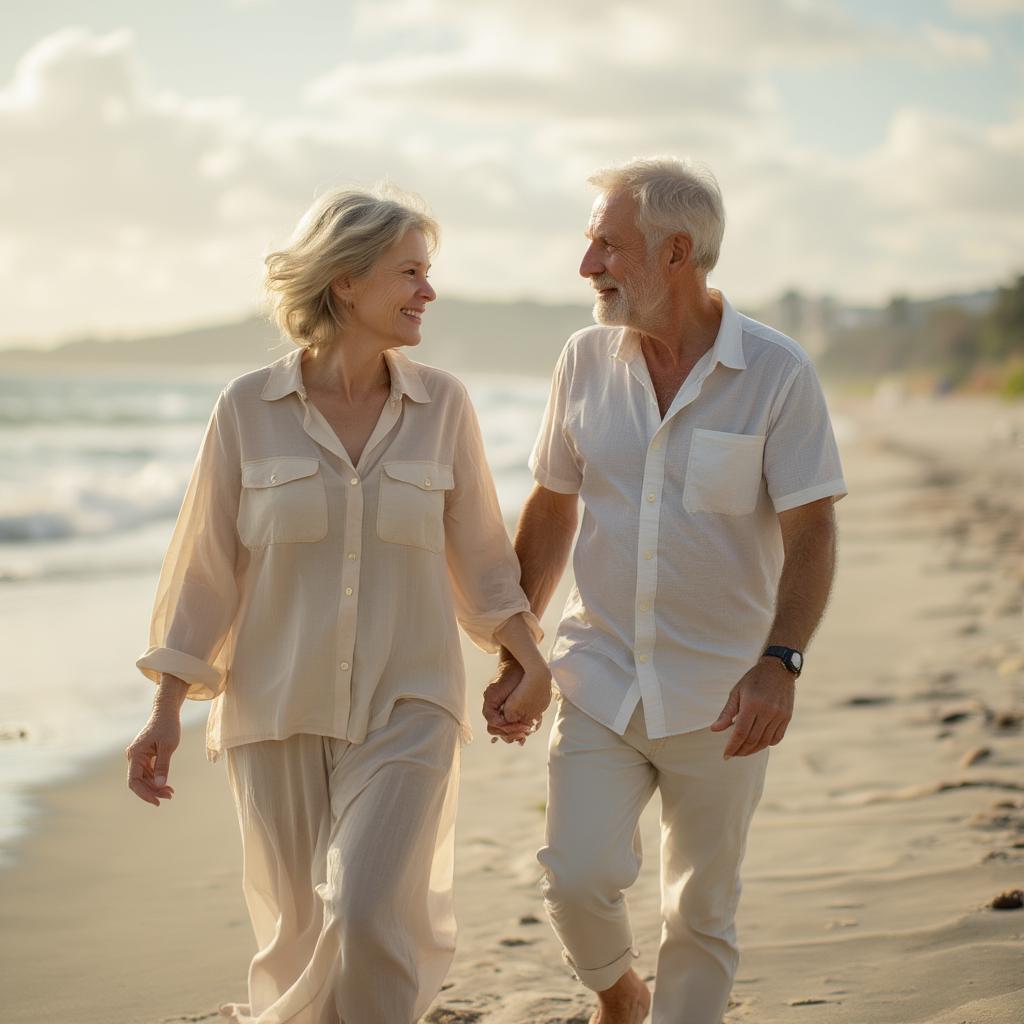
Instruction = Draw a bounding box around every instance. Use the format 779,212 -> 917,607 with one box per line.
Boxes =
589,968 -> 651,1023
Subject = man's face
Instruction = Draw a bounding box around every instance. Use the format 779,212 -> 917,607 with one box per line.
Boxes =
579,190 -> 664,329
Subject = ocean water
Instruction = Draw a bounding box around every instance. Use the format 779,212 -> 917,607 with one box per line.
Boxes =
0,366 -> 550,860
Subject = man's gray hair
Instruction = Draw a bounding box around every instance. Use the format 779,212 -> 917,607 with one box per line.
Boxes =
588,157 -> 725,272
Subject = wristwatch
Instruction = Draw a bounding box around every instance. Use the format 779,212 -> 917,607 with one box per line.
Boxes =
762,645 -> 803,678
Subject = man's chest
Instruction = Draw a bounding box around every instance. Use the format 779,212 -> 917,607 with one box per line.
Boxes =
566,371 -> 771,493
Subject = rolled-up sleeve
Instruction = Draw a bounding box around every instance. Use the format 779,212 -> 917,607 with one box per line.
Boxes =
444,389 -> 542,653
528,340 -> 583,494
136,390 -> 243,699
764,361 -> 848,513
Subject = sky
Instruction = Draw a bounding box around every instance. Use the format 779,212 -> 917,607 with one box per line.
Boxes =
1,0 -> 1023,347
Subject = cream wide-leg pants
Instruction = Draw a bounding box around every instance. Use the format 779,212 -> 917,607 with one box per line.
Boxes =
538,697 -> 768,1024
219,698 -> 461,1024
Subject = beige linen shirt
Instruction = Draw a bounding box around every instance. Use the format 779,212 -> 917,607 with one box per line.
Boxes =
529,293 -> 847,739
137,346 -> 538,760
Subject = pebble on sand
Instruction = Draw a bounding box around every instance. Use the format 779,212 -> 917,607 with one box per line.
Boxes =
990,889 -> 1024,910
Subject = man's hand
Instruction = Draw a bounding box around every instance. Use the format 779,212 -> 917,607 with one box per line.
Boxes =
710,659 -> 796,758
502,660 -> 552,732
482,660 -> 533,744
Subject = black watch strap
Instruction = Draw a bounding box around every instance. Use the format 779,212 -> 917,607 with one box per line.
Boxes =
762,645 -> 803,677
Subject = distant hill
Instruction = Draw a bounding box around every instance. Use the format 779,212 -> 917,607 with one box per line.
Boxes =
0,297 -> 595,378
1,286 -> 1006,383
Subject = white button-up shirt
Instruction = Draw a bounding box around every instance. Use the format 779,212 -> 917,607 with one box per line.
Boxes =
529,294 -> 847,739
137,346 -> 538,760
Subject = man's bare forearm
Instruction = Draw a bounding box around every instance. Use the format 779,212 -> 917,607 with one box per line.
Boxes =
501,485 -> 578,664
763,499 -> 837,653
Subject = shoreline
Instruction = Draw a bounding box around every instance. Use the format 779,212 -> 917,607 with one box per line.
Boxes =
1,394 -> 1022,1023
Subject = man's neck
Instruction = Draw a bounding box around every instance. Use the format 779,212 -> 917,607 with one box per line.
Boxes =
635,286 -> 724,370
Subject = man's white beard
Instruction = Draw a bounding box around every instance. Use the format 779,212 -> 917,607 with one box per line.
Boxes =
593,276 -> 665,331
593,290 -> 630,326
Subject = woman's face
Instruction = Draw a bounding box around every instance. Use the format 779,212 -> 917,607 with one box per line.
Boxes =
343,228 -> 436,349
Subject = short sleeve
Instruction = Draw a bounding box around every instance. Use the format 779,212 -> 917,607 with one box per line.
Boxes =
135,390 -> 243,699
763,362 -> 848,513
528,341 -> 583,494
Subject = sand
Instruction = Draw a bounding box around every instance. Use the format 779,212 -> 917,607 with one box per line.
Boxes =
1,394 -> 1022,1024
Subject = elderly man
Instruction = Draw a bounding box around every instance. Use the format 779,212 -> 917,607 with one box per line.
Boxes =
485,157 -> 846,1023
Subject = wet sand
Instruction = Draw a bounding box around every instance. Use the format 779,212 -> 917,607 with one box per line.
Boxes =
1,395 -> 1022,1024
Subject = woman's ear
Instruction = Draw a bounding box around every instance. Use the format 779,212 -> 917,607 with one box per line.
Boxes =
330,273 -> 354,308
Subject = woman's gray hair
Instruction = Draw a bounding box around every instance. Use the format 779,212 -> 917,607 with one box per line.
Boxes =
264,183 -> 439,348
588,157 -> 725,272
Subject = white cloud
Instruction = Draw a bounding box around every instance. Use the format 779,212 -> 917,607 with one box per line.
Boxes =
921,24 -> 992,61
0,15 -> 1018,345
719,105 -> 1024,303
949,0 -> 1024,15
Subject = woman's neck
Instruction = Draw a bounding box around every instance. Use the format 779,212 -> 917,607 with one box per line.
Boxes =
301,336 -> 391,403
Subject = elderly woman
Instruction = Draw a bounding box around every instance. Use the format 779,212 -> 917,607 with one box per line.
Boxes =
126,185 -> 551,1023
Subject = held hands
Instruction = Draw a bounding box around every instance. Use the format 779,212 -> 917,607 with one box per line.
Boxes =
710,657 -> 796,758
482,657 -> 552,745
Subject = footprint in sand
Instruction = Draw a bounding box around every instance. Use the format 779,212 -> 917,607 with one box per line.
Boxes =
959,746 -> 992,767
842,695 -> 894,707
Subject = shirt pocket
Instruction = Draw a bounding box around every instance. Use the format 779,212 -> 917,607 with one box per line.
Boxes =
683,429 -> 766,516
377,460 -> 455,554
237,456 -> 328,547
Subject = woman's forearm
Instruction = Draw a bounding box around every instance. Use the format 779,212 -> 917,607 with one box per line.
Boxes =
154,674 -> 189,714
494,614 -> 548,675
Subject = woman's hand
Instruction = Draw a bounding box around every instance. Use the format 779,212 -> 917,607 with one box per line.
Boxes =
500,661 -> 552,734
491,612 -> 551,744
483,659 -> 529,744
126,677 -> 186,806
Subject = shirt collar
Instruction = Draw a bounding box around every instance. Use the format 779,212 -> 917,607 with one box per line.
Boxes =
260,345 -> 432,404
611,290 -> 746,371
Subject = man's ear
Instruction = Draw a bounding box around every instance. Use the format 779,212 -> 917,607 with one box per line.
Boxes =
667,231 -> 693,271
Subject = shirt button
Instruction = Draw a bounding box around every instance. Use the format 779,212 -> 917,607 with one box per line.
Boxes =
640,600 -> 651,611
345,587 -> 353,596
638,653 -> 649,664
347,552 -> 358,560
424,477 -> 432,487
644,550 -> 654,560
350,477 -> 359,486
270,474 -> 278,484
647,493 -> 656,503
340,661 -> 350,671
651,440 -> 660,450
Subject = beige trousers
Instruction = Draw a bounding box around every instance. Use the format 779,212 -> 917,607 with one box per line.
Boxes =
538,697 -> 768,1024
219,699 -> 461,1024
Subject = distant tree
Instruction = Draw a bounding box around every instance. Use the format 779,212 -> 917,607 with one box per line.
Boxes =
983,274 -> 1024,361
886,295 -> 911,328
778,289 -> 804,336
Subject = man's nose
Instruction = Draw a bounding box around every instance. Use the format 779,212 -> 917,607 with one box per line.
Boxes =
579,244 -> 602,279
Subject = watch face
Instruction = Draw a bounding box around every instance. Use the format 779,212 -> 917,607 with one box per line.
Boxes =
790,651 -> 803,672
